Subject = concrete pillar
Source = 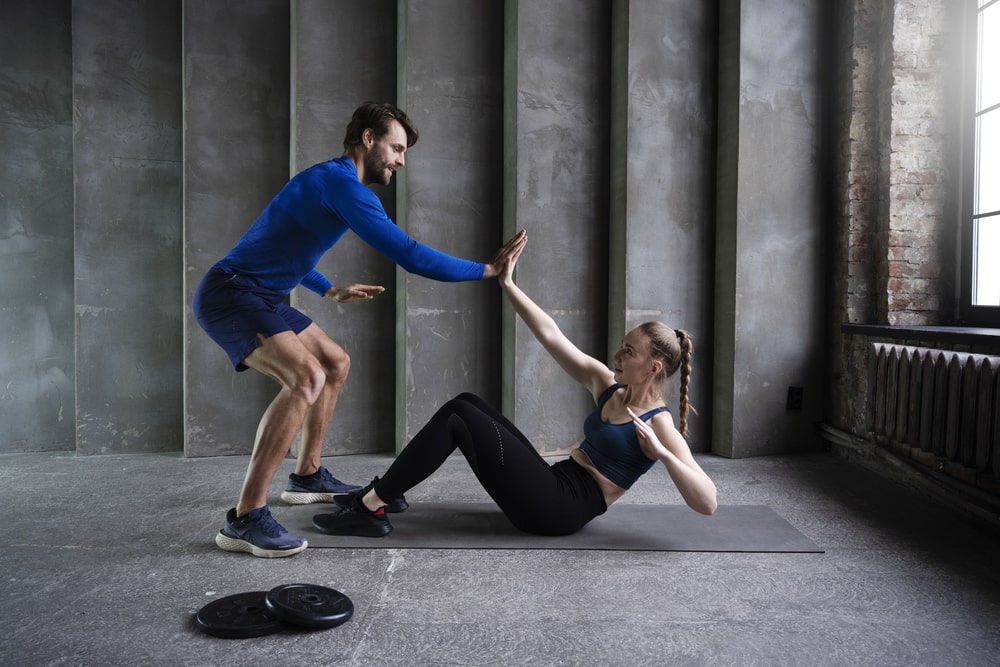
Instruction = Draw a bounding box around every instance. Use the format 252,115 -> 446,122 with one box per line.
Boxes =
73,0 -> 183,454
290,0 -> 398,454
396,0 -> 505,448
608,0 -> 717,449
713,0 -> 825,457
503,0 -> 611,452
0,1 -> 74,453
182,0 -> 290,457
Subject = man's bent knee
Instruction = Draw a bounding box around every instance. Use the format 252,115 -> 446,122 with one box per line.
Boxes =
316,346 -> 349,387
328,350 -> 350,385
291,359 -> 327,406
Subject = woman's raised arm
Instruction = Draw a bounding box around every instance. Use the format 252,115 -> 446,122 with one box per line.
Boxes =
498,234 -> 614,400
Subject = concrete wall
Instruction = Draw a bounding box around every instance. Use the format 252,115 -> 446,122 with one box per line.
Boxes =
290,0 -> 399,454
396,0 -> 506,447
610,0 -> 717,450
182,0 -> 290,457
713,0 -> 825,457
0,1 -> 74,453
504,0 -> 611,453
73,0 -> 184,454
1,1 -> 835,459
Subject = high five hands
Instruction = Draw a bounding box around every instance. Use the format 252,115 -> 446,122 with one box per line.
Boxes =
325,229 -> 527,302
483,229 -> 528,279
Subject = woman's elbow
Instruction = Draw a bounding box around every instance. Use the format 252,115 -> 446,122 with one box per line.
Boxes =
692,489 -> 718,516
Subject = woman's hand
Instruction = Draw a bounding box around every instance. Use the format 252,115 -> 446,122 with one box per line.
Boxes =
498,231 -> 527,290
325,284 -> 385,303
483,229 -> 527,279
627,406 -> 718,515
627,406 -> 669,460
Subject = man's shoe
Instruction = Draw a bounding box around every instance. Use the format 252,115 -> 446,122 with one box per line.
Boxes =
333,476 -> 409,513
215,506 -> 307,558
312,496 -> 393,537
280,466 -> 362,504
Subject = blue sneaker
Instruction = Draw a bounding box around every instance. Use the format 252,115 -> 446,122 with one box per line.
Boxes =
214,506 -> 307,558
280,466 -> 362,505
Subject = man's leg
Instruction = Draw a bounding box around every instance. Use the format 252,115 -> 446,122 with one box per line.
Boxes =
236,328 -> 328,516
291,323 -> 350,476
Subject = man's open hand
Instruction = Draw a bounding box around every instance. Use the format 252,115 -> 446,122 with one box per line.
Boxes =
325,284 -> 386,303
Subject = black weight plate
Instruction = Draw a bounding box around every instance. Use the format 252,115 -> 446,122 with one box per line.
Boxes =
194,591 -> 285,639
265,583 -> 354,629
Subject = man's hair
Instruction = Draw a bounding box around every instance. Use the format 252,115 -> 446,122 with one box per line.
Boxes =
343,102 -> 419,151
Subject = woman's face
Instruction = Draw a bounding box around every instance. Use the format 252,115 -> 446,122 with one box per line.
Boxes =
612,329 -> 655,384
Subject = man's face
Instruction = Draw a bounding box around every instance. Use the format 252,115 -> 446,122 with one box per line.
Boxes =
362,120 -> 408,186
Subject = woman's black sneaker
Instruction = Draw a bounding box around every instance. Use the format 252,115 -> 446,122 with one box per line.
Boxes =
334,476 -> 409,513
312,496 -> 393,537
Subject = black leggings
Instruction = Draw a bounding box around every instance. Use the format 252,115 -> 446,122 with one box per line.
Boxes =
374,393 -> 607,536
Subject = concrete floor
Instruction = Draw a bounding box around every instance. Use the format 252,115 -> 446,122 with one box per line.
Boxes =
2,449 -> 999,666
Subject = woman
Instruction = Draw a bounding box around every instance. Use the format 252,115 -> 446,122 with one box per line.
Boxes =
313,234 -> 717,537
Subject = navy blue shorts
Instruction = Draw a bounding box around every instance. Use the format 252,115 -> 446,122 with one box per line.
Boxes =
192,268 -> 313,371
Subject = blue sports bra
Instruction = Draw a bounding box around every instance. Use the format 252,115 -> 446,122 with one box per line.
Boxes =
578,384 -> 671,489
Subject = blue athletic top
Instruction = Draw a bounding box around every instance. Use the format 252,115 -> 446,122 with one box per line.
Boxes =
214,156 -> 485,296
578,384 -> 671,489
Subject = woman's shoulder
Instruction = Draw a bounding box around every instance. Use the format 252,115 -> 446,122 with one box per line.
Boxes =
594,382 -> 624,405
645,407 -> 677,433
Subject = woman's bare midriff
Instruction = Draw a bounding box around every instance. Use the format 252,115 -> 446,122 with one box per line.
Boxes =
570,448 -> 627,507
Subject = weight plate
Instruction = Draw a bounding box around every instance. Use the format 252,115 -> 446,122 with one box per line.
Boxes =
194,591 -> 285,639
264,583 -> 354,629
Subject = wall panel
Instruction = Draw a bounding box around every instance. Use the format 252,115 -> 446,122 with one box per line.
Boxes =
504,0 -> 611,453
609,0 -> 717,450
0,2 -> 74,453
182,0 -> 290,457
713,0 -> 824,457
290,0 -> 398,454
74,0 -> 183,454
397,0 -> 506,448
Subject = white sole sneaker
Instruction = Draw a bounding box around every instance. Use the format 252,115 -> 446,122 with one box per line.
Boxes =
214,531 -> 307,558
280,490 -> 346,505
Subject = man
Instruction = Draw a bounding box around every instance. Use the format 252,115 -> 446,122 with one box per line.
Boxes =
193,102 -> 526,557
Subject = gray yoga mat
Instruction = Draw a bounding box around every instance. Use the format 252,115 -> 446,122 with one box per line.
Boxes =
283,502 -> 823,553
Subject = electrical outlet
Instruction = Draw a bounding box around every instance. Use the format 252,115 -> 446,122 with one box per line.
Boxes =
787,386 -> 803,411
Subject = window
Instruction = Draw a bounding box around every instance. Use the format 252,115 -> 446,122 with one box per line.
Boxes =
962,0 -> 1000,325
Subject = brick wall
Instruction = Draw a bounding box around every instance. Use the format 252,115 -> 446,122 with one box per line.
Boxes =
836,0 -> 958,329
829,0 -> 881,434
830,0 -> 962,435
840,0 -> 883,327
884,0 -> 958,326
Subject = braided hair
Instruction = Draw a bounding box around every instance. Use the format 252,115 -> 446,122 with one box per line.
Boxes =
637,322 -> 695,437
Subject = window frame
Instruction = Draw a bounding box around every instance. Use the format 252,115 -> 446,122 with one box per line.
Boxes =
960,0 -> 1000,326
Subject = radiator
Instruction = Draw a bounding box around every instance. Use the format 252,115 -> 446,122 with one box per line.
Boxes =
868,343 -> 1000,478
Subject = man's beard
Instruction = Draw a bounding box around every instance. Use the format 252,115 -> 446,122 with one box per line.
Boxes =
364,152 -> 393,186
